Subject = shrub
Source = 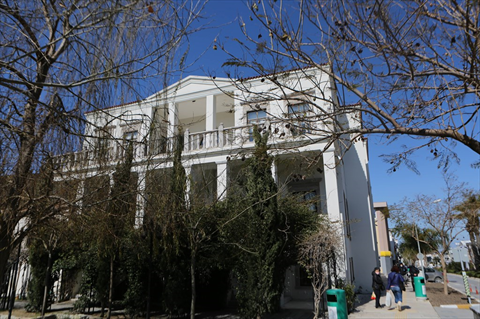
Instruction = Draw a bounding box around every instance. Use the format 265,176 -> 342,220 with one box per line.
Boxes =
337,279 -> 357,313
446,261 -> 462,274
466,270 -> 480,278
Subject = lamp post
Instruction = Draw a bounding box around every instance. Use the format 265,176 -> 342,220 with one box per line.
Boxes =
415,224 -> 425,278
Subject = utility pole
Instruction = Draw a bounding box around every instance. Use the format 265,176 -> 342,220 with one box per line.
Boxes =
415,225 -> 425,279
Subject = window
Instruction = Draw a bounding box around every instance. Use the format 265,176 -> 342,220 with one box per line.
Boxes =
247,109 -> 266,141
98,135 -> 109,152
344,193 -> 351,239
95,129 -> 113,159
124,131 -> 138,141
294,190 -> 318,213
349,257 -> 355,282
149,108 -> 168,155
288,103 -> 311,135
123,131 -> 138,154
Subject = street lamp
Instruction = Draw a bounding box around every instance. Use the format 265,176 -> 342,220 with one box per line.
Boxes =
415,224 -> 425,278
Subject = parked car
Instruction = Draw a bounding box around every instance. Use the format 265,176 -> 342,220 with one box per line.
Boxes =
424,267 -> 443,282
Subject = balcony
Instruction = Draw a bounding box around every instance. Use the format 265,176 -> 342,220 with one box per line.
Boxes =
53,117 -> 323,172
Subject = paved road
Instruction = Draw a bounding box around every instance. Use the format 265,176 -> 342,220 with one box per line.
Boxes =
447,273 -> 480,301
434,306 -> 474,319
430,273 -> 480,319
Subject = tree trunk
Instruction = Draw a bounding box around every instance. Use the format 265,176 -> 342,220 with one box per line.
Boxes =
190,247 -> 196,319
41,251 -> 53,318
469,233 -> 480,270
440,254 -> 448,295
106,256 -> 114,319
475,241 -> 480,270
146,236 -> 153,319
313,276 -> 321,319
7,243 -> 21,319
0,232 -> 12,288
100,299 -> 105,317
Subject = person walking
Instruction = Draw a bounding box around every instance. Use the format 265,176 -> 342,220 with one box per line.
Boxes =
399,263 -> 408,277
409,264 -> 419,291
387,265 -> 405,311
371,267 -> 384,308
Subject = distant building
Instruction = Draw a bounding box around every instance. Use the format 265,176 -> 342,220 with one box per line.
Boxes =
451,241 -> 472,270
374,202 -> 393,275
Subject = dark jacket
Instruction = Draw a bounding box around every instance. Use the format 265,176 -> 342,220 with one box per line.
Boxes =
409,266 -> 419,277
372,271 -> 384,290
387,271 -> 404,290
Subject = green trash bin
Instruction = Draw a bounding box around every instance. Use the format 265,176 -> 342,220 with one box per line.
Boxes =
414,277 -> 427,300
326,289 -> 348,319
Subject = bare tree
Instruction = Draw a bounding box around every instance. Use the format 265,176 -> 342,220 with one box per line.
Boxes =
392,173 -> 467,295
218,0 -> 480,171
0,0 -> 205,285
298,217 -> 342,319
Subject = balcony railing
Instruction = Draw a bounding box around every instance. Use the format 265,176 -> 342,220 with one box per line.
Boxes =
53,118 -> 321,171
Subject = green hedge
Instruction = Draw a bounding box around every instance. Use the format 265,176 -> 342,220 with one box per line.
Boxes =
446,262 -> 480,278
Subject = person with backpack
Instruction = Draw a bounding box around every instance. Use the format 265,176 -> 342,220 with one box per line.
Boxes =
409,264 -> 420,291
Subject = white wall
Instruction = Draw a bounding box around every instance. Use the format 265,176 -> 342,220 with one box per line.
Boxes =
182,114 -> 206,133
217,111 -> 235,128
341,140 -> 378,293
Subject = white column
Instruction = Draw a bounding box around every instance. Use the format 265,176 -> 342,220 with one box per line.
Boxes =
234,91 -> 245,145
206,95 -> 216,131
167,101 -> 177,151
218,123 -> 224,147
138,109 -> 151,158
135,171 -> 146,228
184,166 -> 192,208
114,119 -> 123,159
109,172 -> 114,188
323,148 -> 348,282
75,180 -> 84,214
206,95 -> 216,148
234,91 -> 244,126
216,161 -> 228,200
271,159 -> 278,184
322,149 -> 342,221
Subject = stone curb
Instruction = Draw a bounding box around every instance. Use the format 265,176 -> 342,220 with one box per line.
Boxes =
440,304 -> 472,309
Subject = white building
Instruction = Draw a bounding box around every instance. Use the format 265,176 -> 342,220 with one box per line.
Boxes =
53,67 -> 378,305
451,241 -> 472,269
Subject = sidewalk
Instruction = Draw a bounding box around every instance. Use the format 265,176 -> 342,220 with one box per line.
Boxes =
2,282 -> 476,319
349,288 -> 441,319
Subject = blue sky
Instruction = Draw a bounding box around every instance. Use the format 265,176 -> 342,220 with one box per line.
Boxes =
183,1 -> 480,230
368,137 -> 479,244
368,136 -> 480,206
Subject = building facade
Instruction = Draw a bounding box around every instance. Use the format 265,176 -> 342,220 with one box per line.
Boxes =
451,241 -> 472,269
52,67 -> 378,305
374,202 -> 394,275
